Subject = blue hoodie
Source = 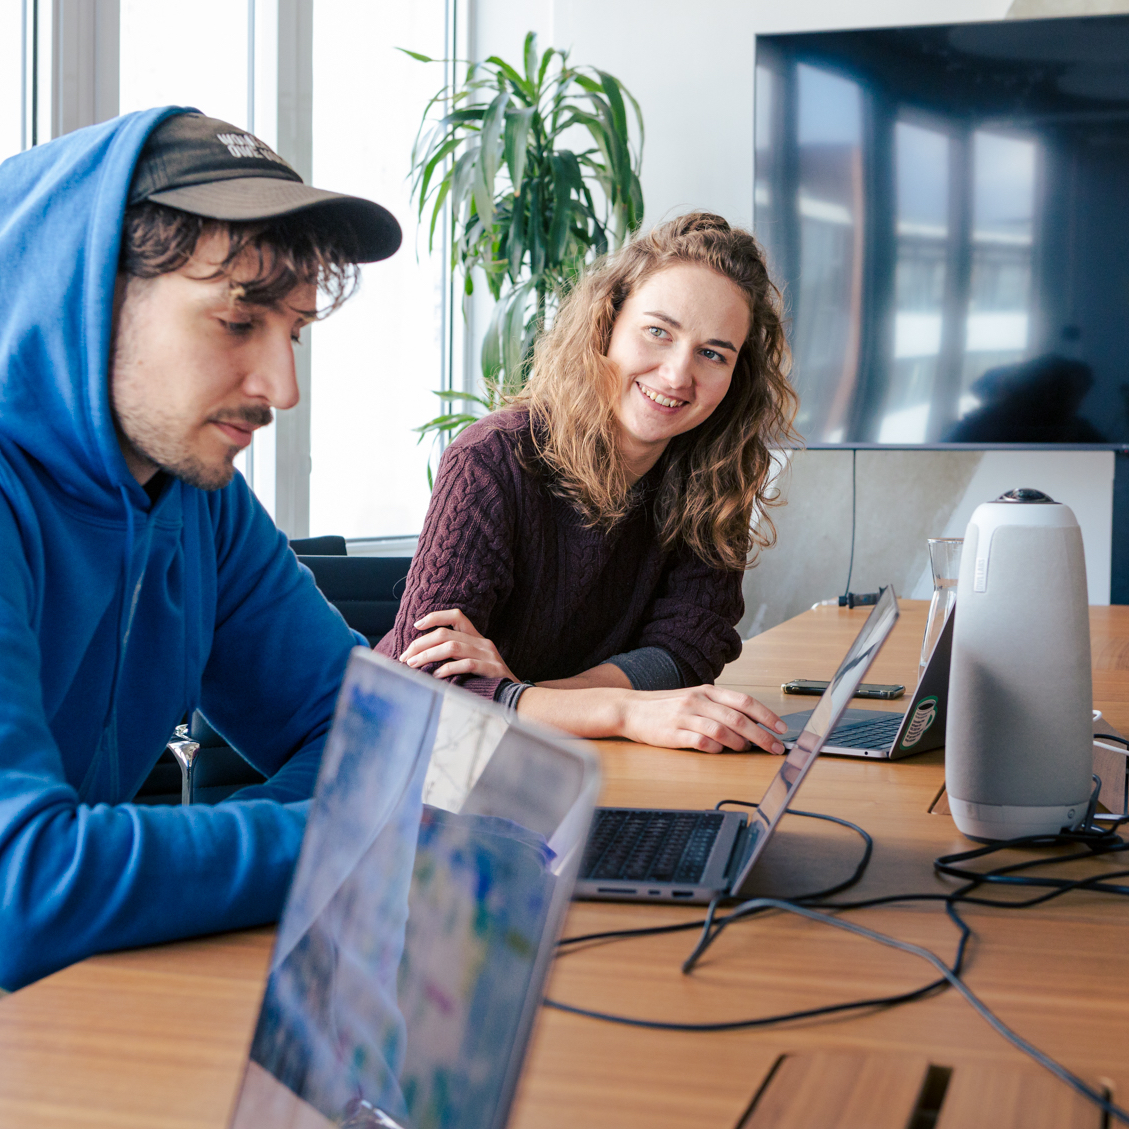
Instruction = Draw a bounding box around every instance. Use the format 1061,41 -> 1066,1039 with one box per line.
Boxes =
0,109 -> 361,990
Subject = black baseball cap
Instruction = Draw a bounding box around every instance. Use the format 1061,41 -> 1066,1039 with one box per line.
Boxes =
128,112 -> 402,263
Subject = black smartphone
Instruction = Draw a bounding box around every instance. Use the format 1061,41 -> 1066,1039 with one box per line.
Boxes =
781,679 -> 906,700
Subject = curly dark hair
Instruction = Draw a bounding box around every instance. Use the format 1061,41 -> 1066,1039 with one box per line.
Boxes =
119,201 -> 359,314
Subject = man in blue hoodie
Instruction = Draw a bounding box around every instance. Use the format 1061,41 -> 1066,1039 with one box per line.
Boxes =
0,109 -> 402,990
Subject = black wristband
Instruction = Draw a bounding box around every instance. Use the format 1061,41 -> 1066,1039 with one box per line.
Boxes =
495,679 -> 535,713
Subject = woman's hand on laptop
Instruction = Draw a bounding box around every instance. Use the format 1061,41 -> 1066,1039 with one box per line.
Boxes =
620,687 -> 788,754
400,609 -> 519,682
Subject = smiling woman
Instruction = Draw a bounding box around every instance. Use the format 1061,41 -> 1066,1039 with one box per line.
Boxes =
377,213 -> 800,755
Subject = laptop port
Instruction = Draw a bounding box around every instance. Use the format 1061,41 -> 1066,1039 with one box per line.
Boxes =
596,887 -> 637,895
672,890 -> 694,898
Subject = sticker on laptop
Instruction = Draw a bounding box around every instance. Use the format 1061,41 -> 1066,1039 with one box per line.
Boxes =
900,696 -> 939,749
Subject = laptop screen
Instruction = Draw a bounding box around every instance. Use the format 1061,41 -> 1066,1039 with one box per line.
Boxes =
732,586 -> 900,891
229,651 -> 600,1129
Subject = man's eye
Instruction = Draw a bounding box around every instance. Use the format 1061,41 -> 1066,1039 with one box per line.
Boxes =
221,319 -> 254,335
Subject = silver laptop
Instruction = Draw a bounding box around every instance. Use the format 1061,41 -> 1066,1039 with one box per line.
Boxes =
779,604 -> 953,760
575,586 -> 899,905
229,649 -> 601,1129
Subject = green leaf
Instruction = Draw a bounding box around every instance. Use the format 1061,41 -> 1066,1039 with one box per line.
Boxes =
546,156 -> 574,265
449,146 -> 479,219
523,32 -> 539,86
397,47 -> 434,62
433,389 -> 494,409
506,187 -> 527,282
537,45 -> 556,90
473,92 -> 508,231
413,411 -> 480,434
598,71 -> 628,142
427,176 -> 451,252
481,297 -> 505,380
484,56 -> 533,101
500,284 -> 532,391
418,135 -> 461,207
504,106 -> 535,196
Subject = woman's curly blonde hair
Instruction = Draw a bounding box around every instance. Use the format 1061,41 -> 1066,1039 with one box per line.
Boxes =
509,211 -> 798,572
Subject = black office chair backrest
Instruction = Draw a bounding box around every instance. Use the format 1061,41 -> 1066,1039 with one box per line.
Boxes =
297,555 -> 413,646
289,534 -> 348,556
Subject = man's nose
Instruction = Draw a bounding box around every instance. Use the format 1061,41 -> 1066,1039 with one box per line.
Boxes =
244,329 -> 301,410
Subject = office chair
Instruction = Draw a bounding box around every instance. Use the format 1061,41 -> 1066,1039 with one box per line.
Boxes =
288,534 -> 347,556
136,549 -> 413,804
295,555 -> 412,646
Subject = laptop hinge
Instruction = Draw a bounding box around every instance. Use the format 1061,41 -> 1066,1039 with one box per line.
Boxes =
724,824 -> 752,884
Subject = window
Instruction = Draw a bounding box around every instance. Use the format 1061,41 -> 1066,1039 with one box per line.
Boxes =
119,1 -> 249,128
308,1 -> 448,540
0,0 -> 22,163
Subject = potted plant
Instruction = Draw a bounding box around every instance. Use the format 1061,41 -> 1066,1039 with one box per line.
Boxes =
404,32 -> 644,473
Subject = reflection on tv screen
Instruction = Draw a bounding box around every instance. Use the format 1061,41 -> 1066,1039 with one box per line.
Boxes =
755,16 -> 1129,446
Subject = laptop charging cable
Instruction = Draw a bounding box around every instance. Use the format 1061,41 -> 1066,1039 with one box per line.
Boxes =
549,795 -> 1129,1125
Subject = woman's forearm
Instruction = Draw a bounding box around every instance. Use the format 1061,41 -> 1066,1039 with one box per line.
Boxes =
534,663 -> 632,691
515,684 -> 789,754
515,685 -> 629,738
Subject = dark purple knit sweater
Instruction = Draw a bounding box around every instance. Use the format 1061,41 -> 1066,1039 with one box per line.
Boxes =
376,411 -> 744,700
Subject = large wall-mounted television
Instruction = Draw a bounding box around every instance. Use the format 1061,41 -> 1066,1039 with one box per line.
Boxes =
755,16 -> 1129,448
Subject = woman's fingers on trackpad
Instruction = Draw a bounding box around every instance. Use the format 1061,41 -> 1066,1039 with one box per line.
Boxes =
708,687 -> 788,734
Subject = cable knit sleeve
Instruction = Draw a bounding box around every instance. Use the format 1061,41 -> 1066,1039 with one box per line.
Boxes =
375,427 -> 517,701
635,549 -> 745,685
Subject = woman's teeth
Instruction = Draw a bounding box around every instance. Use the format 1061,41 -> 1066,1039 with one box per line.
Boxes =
637,382 -> 685,408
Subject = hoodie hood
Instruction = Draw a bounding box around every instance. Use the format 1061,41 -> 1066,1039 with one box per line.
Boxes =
0,107 -> 185,511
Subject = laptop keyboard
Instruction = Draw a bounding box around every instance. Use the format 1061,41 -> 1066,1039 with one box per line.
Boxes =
580,809 -> 724,884
825,712 -> 904,749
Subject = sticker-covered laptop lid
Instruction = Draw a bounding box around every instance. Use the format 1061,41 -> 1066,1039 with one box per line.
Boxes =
229,650 -> 600,1129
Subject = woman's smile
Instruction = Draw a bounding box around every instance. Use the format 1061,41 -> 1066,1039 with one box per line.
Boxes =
635,380 -> 688,411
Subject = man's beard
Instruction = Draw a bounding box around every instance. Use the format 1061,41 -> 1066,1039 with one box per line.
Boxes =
117,404 -> 273,491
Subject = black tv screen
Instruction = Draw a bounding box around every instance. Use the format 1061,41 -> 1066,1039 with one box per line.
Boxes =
755,15 -> 1129,447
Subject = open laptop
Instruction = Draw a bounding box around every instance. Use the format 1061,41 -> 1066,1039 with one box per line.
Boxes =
228,649 -> 600,1129
574,586 -> 899,905
778,604 -> 953,760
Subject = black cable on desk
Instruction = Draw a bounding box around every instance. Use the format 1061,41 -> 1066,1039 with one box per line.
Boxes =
549,802 -> 1129,1125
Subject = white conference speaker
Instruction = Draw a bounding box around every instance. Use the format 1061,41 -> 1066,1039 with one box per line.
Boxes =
946,488 -> 1093,840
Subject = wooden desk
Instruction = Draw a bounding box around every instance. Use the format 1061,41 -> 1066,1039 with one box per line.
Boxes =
2,602 -> 1128,1129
